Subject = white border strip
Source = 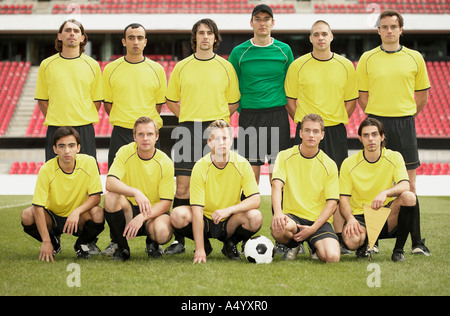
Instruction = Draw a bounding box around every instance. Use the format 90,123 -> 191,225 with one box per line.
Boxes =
0,175 -> 448,196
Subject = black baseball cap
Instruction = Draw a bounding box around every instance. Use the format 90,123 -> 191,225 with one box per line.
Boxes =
252,4 -> 273,18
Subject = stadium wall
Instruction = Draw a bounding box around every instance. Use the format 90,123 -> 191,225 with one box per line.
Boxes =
1,174 -> 449,196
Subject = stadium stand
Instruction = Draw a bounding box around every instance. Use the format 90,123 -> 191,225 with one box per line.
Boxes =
0,3 -> 33,14
1,0 -> 447,16
314,0 -> 450,14
21,59 -> 450,139
0,1 -> 448,178
0,61 -> 30,136
49,0 -> 295,15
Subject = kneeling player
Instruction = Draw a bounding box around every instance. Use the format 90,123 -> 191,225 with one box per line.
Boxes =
170,120 -> 262,263
271,114 -> 340,263
339,117 -> 421,262
103,117 -> 174,261
21,127 -> 104,262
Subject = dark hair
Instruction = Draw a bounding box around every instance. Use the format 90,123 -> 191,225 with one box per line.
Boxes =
55,19 -> 88,54
123,23 -> 146,39
377,9 -> 404,28
358,117 -> 387,148
52,126 -> 81,146
190,18 -> 222,51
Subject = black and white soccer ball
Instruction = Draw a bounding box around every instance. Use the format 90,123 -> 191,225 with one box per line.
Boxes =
244,235 -> 274,264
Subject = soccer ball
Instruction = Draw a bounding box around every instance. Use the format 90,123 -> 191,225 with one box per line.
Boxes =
244,235 -> 274,264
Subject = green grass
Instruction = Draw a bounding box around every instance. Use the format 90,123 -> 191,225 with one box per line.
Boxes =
0,195 -> 449,296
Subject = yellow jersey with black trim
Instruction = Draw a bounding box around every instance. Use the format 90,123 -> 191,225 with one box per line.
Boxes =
285,52 -> 358,126
166,54 -> 240,123
32,154 -> 103,218
272,145 -> 339,222
190,151 -> 259,220
34,53 -> 103,126
108,142 -> 175,206
339,148 -> 409,215
356,45 -> 431,117
103,56 -> 167,129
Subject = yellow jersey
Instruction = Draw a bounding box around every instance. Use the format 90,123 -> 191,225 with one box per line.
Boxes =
272,145 -> 339,222
166,54 -> 240,123
285,53 -> 358,126
103,57 -> 167,129
190,151 -> 259,220
108,143 -> 175,206
32,154 -> 103,217
356,45 -> 430,117
339,148 -> 409,215
35,53 -> 103,126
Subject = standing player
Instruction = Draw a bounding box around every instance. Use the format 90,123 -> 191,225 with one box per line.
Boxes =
20,127 -> 104,262
103,117 -> 174,261
101,23 -> 167,256
170,120 -> 262,263
103,23 -> 167,169
356,10 -> 431,255
339,118 -> 419,262
271,114 -> 340,263
165,19 -> 240,255
284,20 -> 358,254
228,4 -> 294,183
35,19 -> 103,161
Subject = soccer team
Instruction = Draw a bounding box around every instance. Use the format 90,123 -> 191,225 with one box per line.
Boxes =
22,4 -> 432,263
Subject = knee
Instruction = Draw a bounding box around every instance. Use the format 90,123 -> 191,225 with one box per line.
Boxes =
399,191 -> 417,207
246,209 -> 263,231
21,206 -> 34,225
270,228 -> 285,244
316,240 -> 340,263
90,206 -> 104,223
103,192 -> 122,212
343,234 -> 365,251
153,221 -> 173,245
170,206 -> 192,229
323,250 -> 340,263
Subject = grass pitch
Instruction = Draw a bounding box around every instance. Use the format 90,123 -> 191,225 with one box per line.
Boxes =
0,195 -> 449,297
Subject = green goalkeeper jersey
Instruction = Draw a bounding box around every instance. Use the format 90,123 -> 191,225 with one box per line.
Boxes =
229,38 -> 293,112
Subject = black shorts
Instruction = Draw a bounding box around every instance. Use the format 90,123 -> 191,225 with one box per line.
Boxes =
174,214 -> 231,242
203,216 -> 231,242
108,125 -> 160,169
128,201 -> 170,237
172,121 -> 213,176
368,115 -> 419,170
237,106 -> 291,166
46,124 -> 97,162
45,208 -> 81,237
295,122 -> 348,170
286,213 -> 338,252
